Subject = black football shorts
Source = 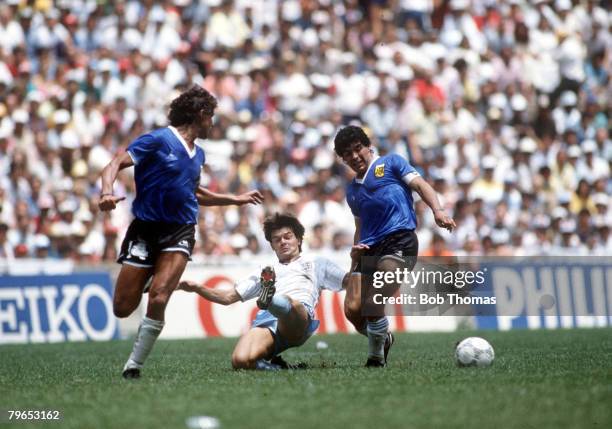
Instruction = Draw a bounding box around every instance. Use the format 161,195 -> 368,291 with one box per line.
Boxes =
354,229 -> 419,275
117,219 -> 196,268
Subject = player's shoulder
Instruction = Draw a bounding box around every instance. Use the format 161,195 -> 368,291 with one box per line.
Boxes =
150,126 -> 174,140
295,253 -> 324,270
307,254 -> 334,268
380,152 -> 408,165
134,127 -> 168,143
297,253 -> 317,265
128,129 -> 157,149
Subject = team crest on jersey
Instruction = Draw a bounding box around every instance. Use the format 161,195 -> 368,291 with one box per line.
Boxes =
374,164 -> 385,177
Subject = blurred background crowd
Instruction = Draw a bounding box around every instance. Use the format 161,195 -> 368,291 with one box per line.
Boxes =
0,0 -> 610,262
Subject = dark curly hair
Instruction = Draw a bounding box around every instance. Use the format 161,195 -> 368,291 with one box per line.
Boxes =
333,125 -> 371,156
263,212 -> 305,250
168,85 -> 218,127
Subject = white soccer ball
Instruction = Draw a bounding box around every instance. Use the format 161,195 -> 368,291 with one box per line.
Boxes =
316,340 -> 329,350
455,337 -> 494,367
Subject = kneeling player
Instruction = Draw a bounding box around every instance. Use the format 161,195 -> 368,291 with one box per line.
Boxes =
179,213 -> 349,369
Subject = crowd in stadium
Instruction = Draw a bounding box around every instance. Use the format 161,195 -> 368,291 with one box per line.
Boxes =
0,0 -> 609,262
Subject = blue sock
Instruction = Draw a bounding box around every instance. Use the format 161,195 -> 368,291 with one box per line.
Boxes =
255,359 -> 281,371
367,317 -> 389,361
268,295 -> 292,317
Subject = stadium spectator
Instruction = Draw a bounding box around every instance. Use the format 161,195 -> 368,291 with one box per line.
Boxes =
422,232 -> 454,257
0,0 -> 609,263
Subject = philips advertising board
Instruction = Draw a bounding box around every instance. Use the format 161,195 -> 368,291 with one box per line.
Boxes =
473,257 -> 612,330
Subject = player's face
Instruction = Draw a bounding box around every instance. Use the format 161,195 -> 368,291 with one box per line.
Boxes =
341,141 -> 372,177
198,111 -> 214,139
270,227 -> 301,263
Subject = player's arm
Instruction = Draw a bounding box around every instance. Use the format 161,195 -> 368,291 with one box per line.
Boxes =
178,280 -> 241,305
341,272 -> 352,289
196,186 -> 264,207
316,257 -> 351,291
407,176 -> 456,232
98,151 -> 132,211
351,216 -> 369,272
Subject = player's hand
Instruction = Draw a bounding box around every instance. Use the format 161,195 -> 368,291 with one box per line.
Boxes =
98,194 -> 126,211
177,280 -> 199,293
434,209 -> 456,232
350,243 -> 370,262
236,190 -> 264,205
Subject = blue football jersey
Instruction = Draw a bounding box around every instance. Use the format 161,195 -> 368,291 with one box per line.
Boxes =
346,154 -> 418,245
127,126 -> 205,224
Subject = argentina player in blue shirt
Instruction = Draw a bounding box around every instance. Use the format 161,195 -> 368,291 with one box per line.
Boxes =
334,125 -> 456,367
98,86 -> 263,379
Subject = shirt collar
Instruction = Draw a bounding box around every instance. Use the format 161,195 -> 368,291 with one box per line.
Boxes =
355,155 -> 380,184
168,125 -> 197,158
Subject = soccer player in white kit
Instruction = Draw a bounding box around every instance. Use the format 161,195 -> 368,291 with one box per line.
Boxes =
179,213 -> 350,369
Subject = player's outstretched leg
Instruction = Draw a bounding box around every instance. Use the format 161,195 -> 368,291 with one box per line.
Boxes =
254,267 -> 311,368
344,273 -> 367,335
113,265 -> 153,319
112,265 -> 153,378
274,297 -> 311,366
122,252 -> 188,379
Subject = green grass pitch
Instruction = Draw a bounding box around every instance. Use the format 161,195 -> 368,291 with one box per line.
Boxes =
1,328 -> 611,429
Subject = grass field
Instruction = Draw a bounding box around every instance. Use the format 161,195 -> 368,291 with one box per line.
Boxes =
1,328 -> 611,429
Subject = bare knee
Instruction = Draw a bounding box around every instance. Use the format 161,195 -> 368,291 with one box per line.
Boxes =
113,293 -> 140,318
231,350 -> 256,370
113,302 -> 133,318
113,267 -> 151,318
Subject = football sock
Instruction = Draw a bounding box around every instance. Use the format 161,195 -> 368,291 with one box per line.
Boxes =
125,317 -> 164,369
255,359 -> 282,371
367,317 -> 389,361
268,295 -> 292,317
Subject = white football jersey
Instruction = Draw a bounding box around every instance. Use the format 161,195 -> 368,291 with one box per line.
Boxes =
234,254 -> 345,310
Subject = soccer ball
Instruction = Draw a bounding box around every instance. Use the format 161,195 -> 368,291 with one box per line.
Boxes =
455,337 -> 494,367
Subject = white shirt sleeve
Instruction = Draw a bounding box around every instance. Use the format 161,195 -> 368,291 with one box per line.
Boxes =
402,171 -> 421,185
234,273 -> 260,301
315,257 -> 346,292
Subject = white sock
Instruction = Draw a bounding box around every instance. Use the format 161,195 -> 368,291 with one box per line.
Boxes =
367,317 -> 389,361
268,295 -> 292,318
124,317 -> 164,370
